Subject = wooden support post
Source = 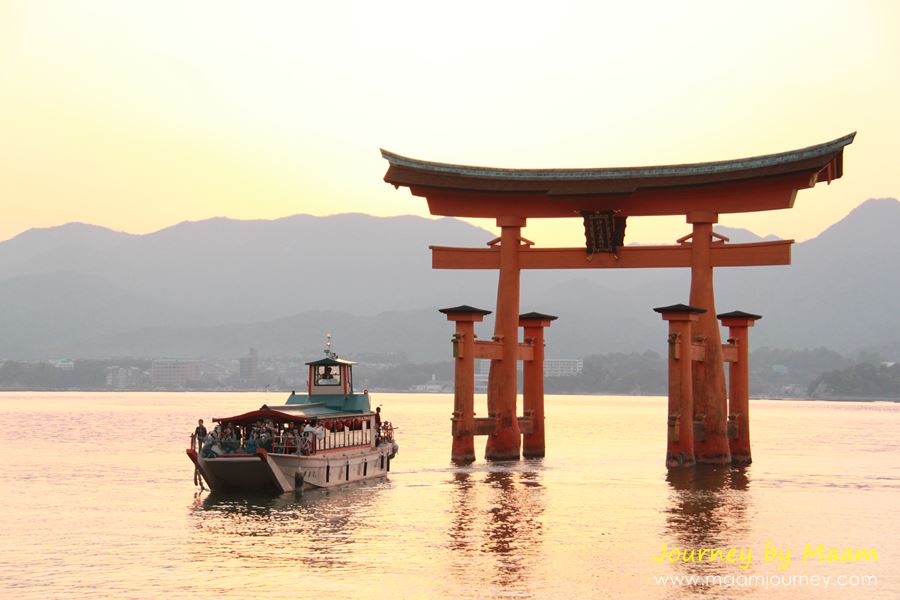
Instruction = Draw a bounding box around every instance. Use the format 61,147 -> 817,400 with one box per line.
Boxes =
519,312 -> 557,458
719,310 -> 762,465
686,212 -> 731,464
486,217 -> 525,461
655,304 -> 705,468
440,305 -> 491,464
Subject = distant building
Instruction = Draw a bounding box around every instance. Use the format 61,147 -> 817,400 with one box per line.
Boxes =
239,348 -> 259,386
410,373 -> 451,393
472,357 -> 584,391
475,360 -> 490,392
105,366 -> 144,389
151,359 -> 200,389
51,359 -> 75,371
544,358 -> 583,377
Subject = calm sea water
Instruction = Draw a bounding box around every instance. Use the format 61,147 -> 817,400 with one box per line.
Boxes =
1,392 -> 897,599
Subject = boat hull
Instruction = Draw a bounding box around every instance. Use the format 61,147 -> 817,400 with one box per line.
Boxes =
188,442 -> 398,493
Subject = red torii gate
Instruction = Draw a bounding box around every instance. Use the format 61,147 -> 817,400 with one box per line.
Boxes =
381,133 -> 854,464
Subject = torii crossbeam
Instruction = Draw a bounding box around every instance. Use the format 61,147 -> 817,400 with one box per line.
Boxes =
382,133 -> 855,463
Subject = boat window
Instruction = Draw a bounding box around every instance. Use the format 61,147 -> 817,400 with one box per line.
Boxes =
315,365 -> 341,386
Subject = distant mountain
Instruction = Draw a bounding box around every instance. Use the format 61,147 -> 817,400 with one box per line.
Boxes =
715,198 -> 900,352
0,200 -> 898,360
713,226 -> 781,244
0,271 -> 175,355
0,214 -> 501,321
45,308 -> 453,362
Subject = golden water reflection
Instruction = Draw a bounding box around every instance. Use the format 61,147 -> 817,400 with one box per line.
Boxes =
190,482 -> 385,571
662,466 -> 752,596
447,466 -> 546,593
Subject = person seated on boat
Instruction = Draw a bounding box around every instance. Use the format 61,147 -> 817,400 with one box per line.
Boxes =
276,425 -> 291,453
273,427 -> 284,453
201,432 -> 218,458
244,431 -> 258,454
258,429 -> 273,452
298,421 -> 310,450
222,425 -> 240,454
298,421 -> 312,452
281,426 -> 297,454
298,436 -> 311,456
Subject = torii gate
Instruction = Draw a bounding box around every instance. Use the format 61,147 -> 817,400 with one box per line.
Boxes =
381,133 -> 854,464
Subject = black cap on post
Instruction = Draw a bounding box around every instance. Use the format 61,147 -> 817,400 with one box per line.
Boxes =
519,311 -> 558,321
652,303 -> 707,314
438,305 -> 492,316
717,310 -> 762,321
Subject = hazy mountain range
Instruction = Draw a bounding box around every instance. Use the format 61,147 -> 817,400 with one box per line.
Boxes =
0,198 -> 898,361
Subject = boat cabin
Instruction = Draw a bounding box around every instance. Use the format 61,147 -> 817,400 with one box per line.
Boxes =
307,356 -> 355,396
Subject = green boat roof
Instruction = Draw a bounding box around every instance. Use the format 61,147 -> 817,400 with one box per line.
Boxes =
306,357 -> 355,367
267,404 -> 370,419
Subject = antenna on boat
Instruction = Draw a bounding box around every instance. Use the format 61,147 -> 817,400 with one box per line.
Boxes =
324,333 -> 337,360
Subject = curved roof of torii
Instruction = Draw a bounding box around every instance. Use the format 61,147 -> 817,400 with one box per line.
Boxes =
381,133 -> 856,218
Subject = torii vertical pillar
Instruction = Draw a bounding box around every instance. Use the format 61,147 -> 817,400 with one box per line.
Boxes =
654,304 -> 705,468
687,211 -> 731,464
440,305 -> 492,464
718,310 -> 762,465
486,216 -> 526,461
520,312 -> 557,459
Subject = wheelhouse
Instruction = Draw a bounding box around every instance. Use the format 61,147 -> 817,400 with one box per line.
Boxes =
307,356 -> 355,396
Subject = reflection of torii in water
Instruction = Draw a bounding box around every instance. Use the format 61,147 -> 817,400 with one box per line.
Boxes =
445,469 -> 545,592
660,467 -> 751,578
382,133 -> 855,465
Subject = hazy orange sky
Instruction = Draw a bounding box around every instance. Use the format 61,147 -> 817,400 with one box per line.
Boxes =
1,1 -> 898,245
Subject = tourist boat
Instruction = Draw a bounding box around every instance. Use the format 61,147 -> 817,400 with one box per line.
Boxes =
186,339 -> 398,493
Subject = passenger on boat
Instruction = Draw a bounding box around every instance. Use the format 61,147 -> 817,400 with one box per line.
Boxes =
284,427 -> 298,454
244,431 -> 258,454
258,429 -> 273,452
201,433 -> 219,458
301,421 -> 315,455
222,425 -> 239,454
375,407 -> 382,443
194,419 -> 207,450
280,426 -> 297,454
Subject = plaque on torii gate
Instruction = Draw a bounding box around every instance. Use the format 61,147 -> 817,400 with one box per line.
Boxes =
381,133 -> 855,463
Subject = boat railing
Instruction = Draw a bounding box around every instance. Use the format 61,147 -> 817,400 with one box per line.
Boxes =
315,425 -> 373,452
191,419 -> 377,457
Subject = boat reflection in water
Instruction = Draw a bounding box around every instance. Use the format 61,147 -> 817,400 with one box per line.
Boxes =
189,479 -> 388,571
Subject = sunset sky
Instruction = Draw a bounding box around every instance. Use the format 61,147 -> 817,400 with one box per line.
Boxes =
1,1 -> 898,245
